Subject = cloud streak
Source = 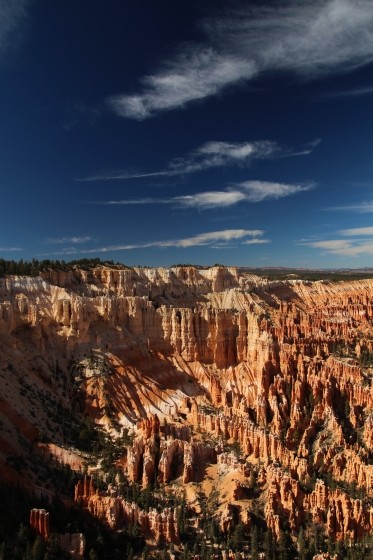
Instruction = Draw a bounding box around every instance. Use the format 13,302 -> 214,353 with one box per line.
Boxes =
50,229 -> 267,255
78,140 -> 283,182
97,180 -> 314,210
339,227 -> 373,236
299,225 -> 373,257
329,201 -> 373,213
45,236 -> 92,245
0,246 -> 22,252
108,48 -> 256,119
107,0 -> 373,119
323,85 -> 373,98
236,180 -> 314,203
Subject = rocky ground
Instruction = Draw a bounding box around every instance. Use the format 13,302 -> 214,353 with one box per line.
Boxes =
0,265 -> 372,558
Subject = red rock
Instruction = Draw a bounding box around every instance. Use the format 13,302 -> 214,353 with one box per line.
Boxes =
30,509 -> 50,539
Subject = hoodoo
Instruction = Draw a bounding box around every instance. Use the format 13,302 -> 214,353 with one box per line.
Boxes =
0,264 -> 372,557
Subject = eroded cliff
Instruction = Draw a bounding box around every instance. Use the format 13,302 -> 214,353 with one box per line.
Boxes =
0,265 -> 372,556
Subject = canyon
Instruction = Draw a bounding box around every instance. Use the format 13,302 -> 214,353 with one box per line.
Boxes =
0,264 -> 372,557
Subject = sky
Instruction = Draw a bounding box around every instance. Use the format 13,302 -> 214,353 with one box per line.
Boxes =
1,0 -> 373,268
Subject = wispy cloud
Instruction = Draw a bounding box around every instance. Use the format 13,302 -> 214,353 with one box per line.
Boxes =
236,180 -> 314,202
108,48 -> 256,119
103,197 -> 170,206
301,238 -> 373,257
107,0 -> 373,119
0,0 -> 29,56
45,236 -> 92,245
0,246 -> 22,252
339,226 -> 373,236
100,191 -> 246,210
323,85 -> 373,98
49,229 -> 267,255
78,139 -> 282,181
299,225 -> 373,257
175,191 -> 246,209
96,180 -> 314,210
329,201 -> 373,213
242,238 -> 270,245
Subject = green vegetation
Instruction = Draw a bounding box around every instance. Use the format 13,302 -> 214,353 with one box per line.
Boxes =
0,479 -> 145,560
331,341 -> 373,371
2,258 -> 373,282
241,266 -> 373,281
0,258 -> 123,277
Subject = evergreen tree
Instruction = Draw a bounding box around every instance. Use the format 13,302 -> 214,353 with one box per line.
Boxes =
177,493 -> 188,539
24,543 -> 33,560
32,536 -> 46,560
18,524 -> 31,548
297,527 -> 307,560
263,528 -> 276,560
250,525 -> 259,560
89,549 -> 98,560
277,530 -> 293,560
232,523 -> 245,551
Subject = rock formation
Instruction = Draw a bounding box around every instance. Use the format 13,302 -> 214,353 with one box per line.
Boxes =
57,533 -> 85,560
30,509 -> 50,539
29,508 -> 85,559
74,477 -> 179,544
1,266 -> 373,547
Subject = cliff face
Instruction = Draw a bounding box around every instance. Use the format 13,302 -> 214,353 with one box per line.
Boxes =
30,508 -> 85,559
1,266 -> 373,545
74,477 -> 179,544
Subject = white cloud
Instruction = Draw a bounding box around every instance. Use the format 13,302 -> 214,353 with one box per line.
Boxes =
302,239 -> 373,256
304,239 -> 353,250
108,48 -> 256,119
237,180 -> 314,202
174,191 -> 246,209
102,198 -> 169,206
323,85 -> 373,98
169,229 -> 263,248
169,140 -> 278,174
329,201 -> 373,213
45,236 -> 92,245
50,229 -> 266,255
100,191 -> 245,209
82,171 -> 169,181
0,246 -> 22,251
299,226 -> 373,257
339,226 -> 373,236
108,0 -> 373,119
97,181 -> 313,210
78,139 -> 281,181
0,0 -> 28,56
242,238 -> 271,245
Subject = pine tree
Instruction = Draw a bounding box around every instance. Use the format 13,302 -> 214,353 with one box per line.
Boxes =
277,530 -> 293,560
250,525 -> 259,560
32,536 -> 46,560
232,522 -> 245,551
89,548 -> 98,560
263,528 -> 276,560
297,527 -> 307,560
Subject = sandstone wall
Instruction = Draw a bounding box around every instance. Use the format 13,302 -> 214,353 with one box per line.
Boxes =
2,268 -> 373,543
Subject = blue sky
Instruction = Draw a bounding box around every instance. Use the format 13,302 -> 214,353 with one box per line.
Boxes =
1,0 -> 373,268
